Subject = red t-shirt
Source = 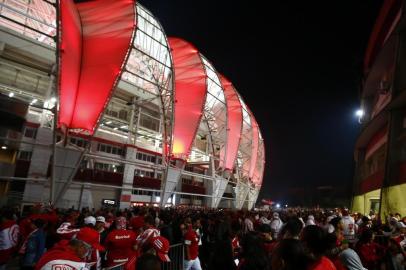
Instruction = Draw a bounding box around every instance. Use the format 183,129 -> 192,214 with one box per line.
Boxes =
309,256 -> 337,270
105,229 -> 137,267
35,240 -> 86,270
184,229 -> 199,260
357,242 -> 384,269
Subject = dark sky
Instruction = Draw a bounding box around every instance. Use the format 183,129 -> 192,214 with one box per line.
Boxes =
139,0 -> 383,203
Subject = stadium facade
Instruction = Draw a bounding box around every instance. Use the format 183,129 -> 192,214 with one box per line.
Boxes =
352,0 -> 406,217
0,0 -> 265,210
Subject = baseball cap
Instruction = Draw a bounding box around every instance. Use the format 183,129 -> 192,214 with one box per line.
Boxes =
84,216 -> 96,226
76,227 -> 105,251
151,236 -> 170,262
96,216 -> 106,223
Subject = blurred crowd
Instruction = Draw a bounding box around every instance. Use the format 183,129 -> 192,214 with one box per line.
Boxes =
0,204 -> 405,270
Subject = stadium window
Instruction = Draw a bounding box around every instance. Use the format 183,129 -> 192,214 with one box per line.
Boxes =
18,151 -> 32,160
97,143 -> 124,156
119,109 -> 128,121
70,137 -> 88,148
139,113 -> 160,132
24,127 -> 37,138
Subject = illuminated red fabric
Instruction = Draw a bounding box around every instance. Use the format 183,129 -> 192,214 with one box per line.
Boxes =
364,0 -> 402,72
248,112 -> 259,182
219,75 -> 243,171
168,37 -> 207,159
58,0 -> 135,134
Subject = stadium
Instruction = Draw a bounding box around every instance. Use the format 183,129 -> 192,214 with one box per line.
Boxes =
0,0 -> 265,210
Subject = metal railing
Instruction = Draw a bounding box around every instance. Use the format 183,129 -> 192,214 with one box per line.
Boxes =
163,243 -> 184,270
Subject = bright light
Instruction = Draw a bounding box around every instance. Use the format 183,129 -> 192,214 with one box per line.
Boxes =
1,146 -> 7,150
355,109 -> 364,117
105,121 -> 112,124
30,99 -> 38,105
120,125 -> 128,129
113,127 -> 118,130
285,204 -> 288,208
8,92 -> 14,98
276,203 -> 281,208
50,97 -> 57,103
156,196 -> 161,203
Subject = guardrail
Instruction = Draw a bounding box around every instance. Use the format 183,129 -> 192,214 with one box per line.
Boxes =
163,243 -> 184,270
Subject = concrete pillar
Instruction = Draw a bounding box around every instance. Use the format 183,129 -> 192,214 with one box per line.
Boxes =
23,127 -> 53,202
161,160 -> 183,207
247,187 -> 260,210
234,180 -> 249,210
120,147 -> 137,210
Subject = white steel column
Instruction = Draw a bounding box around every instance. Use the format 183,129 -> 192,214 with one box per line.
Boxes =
247,187 -> 260,210
120,146 -> 137,209
234,180 -> 249,210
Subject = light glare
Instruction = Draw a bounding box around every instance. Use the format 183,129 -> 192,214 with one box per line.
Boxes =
355,109 -> 364,117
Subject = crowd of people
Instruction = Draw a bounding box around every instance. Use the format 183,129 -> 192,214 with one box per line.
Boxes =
0,204 -> 405,270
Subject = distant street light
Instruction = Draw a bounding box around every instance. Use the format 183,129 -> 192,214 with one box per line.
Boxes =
355,109 -> 364,117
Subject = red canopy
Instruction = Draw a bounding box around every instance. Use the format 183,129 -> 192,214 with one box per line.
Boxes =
58,0 -> 135,134
219,75 -> 243,171
168,37 -> 207,160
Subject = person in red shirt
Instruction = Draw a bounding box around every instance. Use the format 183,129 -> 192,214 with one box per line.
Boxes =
136,215 -> 160,251
184,218 -> 202,270
104,216 -> 137,268
142,235 -> 171,263
56,211 -> 80,240
355,229 -> 385,270
35,239 -> 93,270
301,225 -> 336,270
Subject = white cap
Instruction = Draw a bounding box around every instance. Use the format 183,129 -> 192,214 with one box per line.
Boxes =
397,222 -> 406,229
96,216 -> 106,223
84,216 -> 96,226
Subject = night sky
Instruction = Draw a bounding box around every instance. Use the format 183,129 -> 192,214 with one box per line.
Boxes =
139,0 -> 383,203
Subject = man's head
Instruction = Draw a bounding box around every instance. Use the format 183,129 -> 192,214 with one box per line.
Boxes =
76,227 -> 105,252
95,216 -> 106,231
116,216 -> 127,230
193,218 -> 201,229
144,215 -> 155,229
146,236 -> 171,262
31,218 -> 45,230
258,223 -> 272,241
69,239 -> 92,259
281,217 -> 303,239
84,216 -> 96,228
